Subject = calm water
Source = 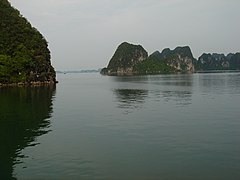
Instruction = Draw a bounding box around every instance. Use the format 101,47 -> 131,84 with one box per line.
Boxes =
1,72 -> 240,179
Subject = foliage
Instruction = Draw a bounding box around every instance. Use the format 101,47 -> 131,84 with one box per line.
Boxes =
0,0 -> 55,83
134,58 -> 175,74
102,43 -> 196,75
196,53 -> 240,71
107,42 -> 148,71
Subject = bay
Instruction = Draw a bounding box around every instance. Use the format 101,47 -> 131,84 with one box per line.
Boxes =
1,72 -> 240,179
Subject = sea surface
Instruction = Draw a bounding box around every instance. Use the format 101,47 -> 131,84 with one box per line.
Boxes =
1,72 -> 240,179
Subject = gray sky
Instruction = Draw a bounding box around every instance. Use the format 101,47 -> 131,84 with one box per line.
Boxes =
9,0 -> 240,70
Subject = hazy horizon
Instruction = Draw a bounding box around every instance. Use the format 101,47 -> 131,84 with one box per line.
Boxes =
9,0 -> 240,71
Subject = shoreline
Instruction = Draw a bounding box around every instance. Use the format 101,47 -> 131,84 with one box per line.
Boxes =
0,81 -> 58,87
101,69 -> 240,76
195,69 -> 240,73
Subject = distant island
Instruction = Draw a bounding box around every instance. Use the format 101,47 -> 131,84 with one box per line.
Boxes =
101,42 -> 240,75
0,0 -> 56,86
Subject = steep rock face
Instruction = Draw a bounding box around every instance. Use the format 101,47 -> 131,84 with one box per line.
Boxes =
196,53 -> 240,70
147,46 -> 195,72
0,0 -> 56,85
101,43 -> 196,75
101,42 -> 148,75
163,46 -> 195,72
230,53 -> 240,69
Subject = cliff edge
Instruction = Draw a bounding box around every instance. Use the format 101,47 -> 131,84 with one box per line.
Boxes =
101,42 -> 196,75
0,0 -> 56,85
101,42 -> 148,75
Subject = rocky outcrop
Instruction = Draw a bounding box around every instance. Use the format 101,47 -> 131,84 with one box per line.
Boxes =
101,43 -> 196,75
101,42 -> 240,76
148,46 -> 195,72
196,53 -> 240,70
101,42 -> 148,75
0,0 -> 56,85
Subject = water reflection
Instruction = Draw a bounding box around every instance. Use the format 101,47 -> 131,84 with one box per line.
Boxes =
111,75 -> 150,83
0,86 -> 56,179
112,74 -> 193,111
198,73 -> 240,95
114,89 -> 148,113
149,75 -> 193,106
148,74 -> 193,87
152,90 -> 192,106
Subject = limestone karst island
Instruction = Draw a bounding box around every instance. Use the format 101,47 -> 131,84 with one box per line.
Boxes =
101,42 -> 240,75
0,0 -> 56,86
1,0 -> 240,84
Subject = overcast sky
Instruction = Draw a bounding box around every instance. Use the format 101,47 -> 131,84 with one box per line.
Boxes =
9,0 -> 240,70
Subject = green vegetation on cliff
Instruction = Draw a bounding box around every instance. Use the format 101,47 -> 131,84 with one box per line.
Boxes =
133,53 -> 175,74
196,53 -> 240,71
101,42 -> 195,75
0,0 -> 56,84
103,42 -> 148,75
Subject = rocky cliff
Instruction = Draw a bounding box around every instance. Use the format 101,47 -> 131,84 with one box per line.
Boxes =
101,42 -> 148,75
101,42 -> 240,75
101,42 -> 196,75
0,0 -> 56,85
196,53 -> 240,70
147,46 -> 195,72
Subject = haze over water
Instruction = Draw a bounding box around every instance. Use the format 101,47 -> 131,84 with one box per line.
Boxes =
1,72 -> 240,179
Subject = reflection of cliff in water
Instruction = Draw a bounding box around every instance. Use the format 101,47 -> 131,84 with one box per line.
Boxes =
198,73 -> 240,95
0,85 -> 56,179
152,90 -> 192,106
149,75 -> 193,106
148,74 -> 193,87
114,89 -> 148,113
113,75 -> 193,109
